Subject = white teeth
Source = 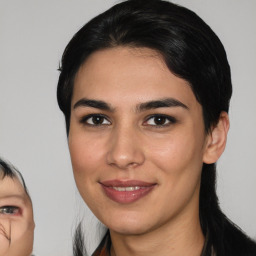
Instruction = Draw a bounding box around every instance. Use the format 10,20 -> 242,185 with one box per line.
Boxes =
113,186 -> 142,191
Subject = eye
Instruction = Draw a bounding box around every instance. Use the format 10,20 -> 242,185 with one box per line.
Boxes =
80,114 -> 111,126
0,206 -> 20,215
144,115 -> 176,127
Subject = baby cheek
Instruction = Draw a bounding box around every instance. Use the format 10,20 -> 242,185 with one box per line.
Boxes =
0,220 -> 10,256
0,239 -> 9,256
6,219 -> 34,256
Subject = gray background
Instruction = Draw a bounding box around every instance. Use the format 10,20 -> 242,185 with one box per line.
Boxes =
0,0 -> 255,255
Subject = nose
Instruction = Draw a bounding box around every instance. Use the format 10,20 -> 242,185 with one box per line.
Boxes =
106,126 -> 145,169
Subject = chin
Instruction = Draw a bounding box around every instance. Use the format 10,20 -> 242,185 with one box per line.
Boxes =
105,214 -> 153,236
110,224 -> 149,236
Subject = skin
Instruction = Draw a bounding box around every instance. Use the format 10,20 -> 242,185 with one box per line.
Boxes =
0,173 -> 34,256
69,47 -> 229,256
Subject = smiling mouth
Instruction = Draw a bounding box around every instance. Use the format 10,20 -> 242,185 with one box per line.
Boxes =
100,180 -> 156,204
112,186 -> 145,191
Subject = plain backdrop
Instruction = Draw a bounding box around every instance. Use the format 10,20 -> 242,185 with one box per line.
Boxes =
0,0 -> 255,255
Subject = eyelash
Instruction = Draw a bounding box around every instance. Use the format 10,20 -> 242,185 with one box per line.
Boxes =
144,114 -> 177,127
79,114 -> 111,126
79,114 -> 176,127
0,206 -> 20,216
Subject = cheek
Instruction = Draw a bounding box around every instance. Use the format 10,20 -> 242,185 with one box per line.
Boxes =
146,129 -> 205,198
69,133 -> 104,176
144,134 -> 204,220
0,220 -> 10,255
148,132 -> 203,169
11,220 -> 34,254
0,218 -> 34,256
68,133 -> 109,218
68,132 -> 107,204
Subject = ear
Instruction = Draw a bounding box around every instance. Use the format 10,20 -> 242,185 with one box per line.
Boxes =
203,111 -> 230,164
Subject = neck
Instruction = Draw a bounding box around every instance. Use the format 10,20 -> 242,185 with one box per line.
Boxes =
110,195 -> 204,256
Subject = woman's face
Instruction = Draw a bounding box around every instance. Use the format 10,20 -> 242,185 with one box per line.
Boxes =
69,47 -> 211,235
0,174 -> 34,256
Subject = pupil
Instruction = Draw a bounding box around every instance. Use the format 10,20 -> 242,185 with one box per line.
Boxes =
92,116 -> 103,125
154,116 -> 166,125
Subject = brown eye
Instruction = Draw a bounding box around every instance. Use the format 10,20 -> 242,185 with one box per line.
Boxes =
144,115 -> 176,127
91,116 -> 104,125
153,116 -> 168,125
80,114 -> 111,126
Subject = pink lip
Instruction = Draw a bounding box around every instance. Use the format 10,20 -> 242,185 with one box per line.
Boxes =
100,180 -> 156,204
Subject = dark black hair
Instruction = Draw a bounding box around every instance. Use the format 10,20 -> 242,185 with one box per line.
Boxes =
0,159 -> 15,178
0,158 -> 29,193
57,0 -> 232,134
57,0 -> 256,255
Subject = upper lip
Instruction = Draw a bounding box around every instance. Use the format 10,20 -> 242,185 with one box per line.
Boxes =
100,179 -> 156,187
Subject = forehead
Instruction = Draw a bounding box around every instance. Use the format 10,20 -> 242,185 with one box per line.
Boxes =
73,47 -> 198,109
0,176 -> 27,200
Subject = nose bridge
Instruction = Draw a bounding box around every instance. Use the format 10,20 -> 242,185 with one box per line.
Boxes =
106,122 -> 144,169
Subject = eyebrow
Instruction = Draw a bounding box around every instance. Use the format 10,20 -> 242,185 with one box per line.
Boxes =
73,98 -> 114,112
137,98 -> 188,112
73,97 -> 188,112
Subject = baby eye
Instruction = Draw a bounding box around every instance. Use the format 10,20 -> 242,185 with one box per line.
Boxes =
0,206 -> 20,215
144,115 -> 176,127
80,114 -> 111,126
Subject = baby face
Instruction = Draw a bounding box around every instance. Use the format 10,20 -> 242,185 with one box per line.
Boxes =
0,173 -> 34,256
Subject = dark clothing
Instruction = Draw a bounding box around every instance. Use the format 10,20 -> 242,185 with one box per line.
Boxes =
92,231 -> 111,256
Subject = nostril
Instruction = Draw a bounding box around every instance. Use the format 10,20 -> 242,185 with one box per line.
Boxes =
107,152 -> 145,169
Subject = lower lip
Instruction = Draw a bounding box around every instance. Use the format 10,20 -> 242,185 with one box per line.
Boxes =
101,185 -> 155,204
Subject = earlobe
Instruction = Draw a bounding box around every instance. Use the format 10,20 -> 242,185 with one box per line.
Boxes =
203,111 -> 230,164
